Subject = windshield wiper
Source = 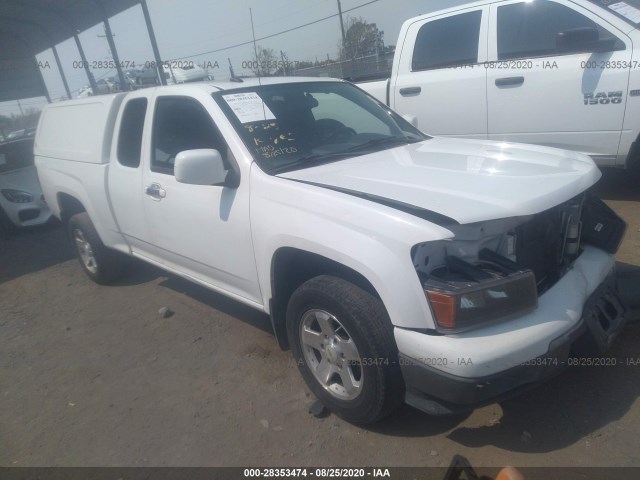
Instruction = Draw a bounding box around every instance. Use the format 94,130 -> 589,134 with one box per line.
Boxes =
270,136 -> 420,175
342,136 -> 421,153
269,152 -> 353,175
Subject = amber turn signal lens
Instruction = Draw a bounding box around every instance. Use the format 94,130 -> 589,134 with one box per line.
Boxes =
424,270 -> 537,332
426,290 -> 457,329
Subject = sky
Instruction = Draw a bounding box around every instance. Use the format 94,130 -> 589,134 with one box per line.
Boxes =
0,0 -> 468,117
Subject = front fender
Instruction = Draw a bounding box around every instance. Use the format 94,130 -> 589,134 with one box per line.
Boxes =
250,168 -> 454,329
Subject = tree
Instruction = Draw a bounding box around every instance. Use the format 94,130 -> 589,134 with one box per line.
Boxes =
340,17 -> 384,60
251,45 -> 278,77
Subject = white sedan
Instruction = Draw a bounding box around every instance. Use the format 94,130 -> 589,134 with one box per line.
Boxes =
0,138 -> 52,234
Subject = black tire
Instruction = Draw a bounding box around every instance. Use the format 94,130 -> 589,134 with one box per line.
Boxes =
68,212 -> 125,284
0,206 -> 18,237
627,155 -> 640,183
286,275 -> 404,424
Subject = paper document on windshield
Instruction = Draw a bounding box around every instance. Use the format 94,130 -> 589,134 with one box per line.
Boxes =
222,92 -> 276,123
608,2 -> 640,23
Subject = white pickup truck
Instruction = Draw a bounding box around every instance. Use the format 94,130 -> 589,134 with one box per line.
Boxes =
358,0 -> 640,170
35,77 -> 627,424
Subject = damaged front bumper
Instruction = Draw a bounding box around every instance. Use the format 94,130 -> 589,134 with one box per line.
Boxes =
395,246 -> 627,416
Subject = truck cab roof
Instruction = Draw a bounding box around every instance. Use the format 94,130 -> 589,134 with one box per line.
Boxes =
406,0 -> 638,33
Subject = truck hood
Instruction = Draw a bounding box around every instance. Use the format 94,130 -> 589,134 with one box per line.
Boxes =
277,137 -> 601,224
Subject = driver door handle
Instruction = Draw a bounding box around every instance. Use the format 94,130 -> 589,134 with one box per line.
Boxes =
399,86 -> 421,96
145,183 -> 166,200
495,76 -> 525,87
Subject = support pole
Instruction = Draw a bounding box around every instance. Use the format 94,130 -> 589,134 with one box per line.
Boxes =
140,0 -> 166,85
101,16 -> 127,91
34,55 -> 51,102
51,45 -> 71,99
337,0 -> 346,54
74,34 -> 98,94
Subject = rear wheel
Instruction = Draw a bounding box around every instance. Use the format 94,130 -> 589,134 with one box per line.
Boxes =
286,275 -> 404,424
68,212 -> 125,284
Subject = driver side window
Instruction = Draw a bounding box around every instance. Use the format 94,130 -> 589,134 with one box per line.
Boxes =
497,0 -> 624,60
152,96 -> 227,175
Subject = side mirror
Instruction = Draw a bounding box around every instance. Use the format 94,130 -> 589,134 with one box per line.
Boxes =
402,114 -> 418,128
175,149 -> 229,186
556,27 -> 619,54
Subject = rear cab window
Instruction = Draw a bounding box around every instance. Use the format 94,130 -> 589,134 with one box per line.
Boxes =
117,98 -> 147,168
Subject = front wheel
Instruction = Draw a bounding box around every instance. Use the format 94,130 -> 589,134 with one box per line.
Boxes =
286,275 -> 404,424
68,212 -> 125,284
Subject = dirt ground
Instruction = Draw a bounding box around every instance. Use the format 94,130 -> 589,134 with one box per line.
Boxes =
1,170 -> 639,469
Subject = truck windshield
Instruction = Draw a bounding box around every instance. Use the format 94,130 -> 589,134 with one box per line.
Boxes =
587,0 -> 640,27
213,81 -> 427,174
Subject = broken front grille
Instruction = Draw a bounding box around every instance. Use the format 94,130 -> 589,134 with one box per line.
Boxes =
515,194 -> 626,295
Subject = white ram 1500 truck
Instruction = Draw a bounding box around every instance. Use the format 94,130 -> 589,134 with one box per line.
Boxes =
357,0 -> 640,170
35,78 -> 628,424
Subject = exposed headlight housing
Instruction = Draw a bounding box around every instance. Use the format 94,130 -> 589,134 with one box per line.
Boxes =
1,189 -> 34,203
423,254 -> 538,332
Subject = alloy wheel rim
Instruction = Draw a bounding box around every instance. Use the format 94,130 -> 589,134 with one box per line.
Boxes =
299,309 -> 363,400
73,229 -> 98,274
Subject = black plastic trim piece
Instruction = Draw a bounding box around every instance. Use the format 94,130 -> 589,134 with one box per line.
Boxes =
284,178 -> 459,227
268,298 -> 289,351
18,208 -> 40,222
401,323 -> 584,415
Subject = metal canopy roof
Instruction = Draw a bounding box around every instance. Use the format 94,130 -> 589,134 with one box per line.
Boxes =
0,0 -> 141,103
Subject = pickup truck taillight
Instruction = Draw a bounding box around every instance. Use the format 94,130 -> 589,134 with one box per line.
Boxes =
423,256 -> 538,332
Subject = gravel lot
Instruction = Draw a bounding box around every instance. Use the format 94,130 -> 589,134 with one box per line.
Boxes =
1,170 -> 639,468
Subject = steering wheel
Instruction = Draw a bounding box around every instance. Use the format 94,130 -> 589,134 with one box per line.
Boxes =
315,119 -> 356,143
